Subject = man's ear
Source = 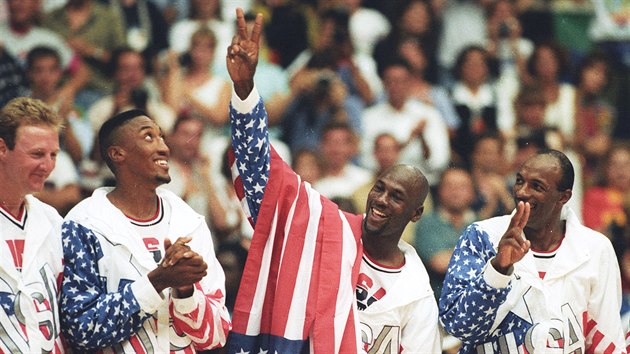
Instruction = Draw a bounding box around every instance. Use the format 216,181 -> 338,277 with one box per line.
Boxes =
108,145 -> 126,164
410,205 -> 424,223
559,189 -> 572,206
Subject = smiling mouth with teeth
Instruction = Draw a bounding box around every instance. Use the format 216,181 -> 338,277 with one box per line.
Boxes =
372,208 -> 387,218
155,160 -> 168,167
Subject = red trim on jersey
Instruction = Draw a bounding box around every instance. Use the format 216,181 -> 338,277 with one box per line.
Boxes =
0,202 -> 26,225
125,197 -> 162,224
363,251 -> 405,271
530,237 -> 564,254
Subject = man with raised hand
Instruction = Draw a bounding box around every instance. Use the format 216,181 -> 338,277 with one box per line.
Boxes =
440,150 -> 626,353
225,8 -> 441,354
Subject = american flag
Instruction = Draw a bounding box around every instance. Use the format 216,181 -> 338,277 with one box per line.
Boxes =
226,95 -> 365,354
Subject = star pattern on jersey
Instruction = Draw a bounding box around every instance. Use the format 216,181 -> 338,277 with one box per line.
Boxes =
0,291 -> 17,316
440,224 -> 516,348
60,220 -> 152,350
230,101 -> 270,224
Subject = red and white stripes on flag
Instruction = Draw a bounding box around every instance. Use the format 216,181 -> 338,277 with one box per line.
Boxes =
228,148 -> 365,354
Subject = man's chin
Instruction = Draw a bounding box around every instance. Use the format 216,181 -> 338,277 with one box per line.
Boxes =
156,175 -> 171,185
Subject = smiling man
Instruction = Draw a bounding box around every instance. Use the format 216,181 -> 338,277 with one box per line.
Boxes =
0,97 -> 65,353
440,150 -> 626,353
224,8 -> 440,354
59,110 -> 231,353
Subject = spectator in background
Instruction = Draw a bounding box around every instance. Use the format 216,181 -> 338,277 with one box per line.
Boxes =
361,58 -> 450,189
343,0 -> 390,57
485,0 -> 533,83
313,121 -> 372,200
169,0 -> 233,68
469,133 -> 515,219
257,0 -> 309,68
278,54 -> 357,152
373,0 -> 440,84
589,0 -> 630,140
522,41 -> 576,143
150,0 -> 190,26
162,27 -> 231,141
162,114 -> 239,243
42,0 -> 124,105
287,7 -> 381,106
415,166 -> 478,300
583,144 -> 630,237
396,35 -> 461,133
88,47 -> 175,135
573,51 -> 615,186
26,46 -> 92,164
215,241 -> 249,316
108,0 -> 169,74
292,148 -> 324,186
0,44 -> 28,107
449,45 -> 501,166
437,0 -> 489,86
2,0 -> 90,110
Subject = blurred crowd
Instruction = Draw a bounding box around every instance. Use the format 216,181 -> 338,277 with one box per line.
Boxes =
1,0 -> 629,341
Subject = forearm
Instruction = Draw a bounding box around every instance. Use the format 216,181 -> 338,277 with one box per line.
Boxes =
170,283 -> 231,350
229,86 -> 270,223
61,221 -> 159,350
440,228 -> 510,340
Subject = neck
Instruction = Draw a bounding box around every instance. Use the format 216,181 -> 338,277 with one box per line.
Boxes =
525,219 -> 566,252
0,195 -> 26,217
362,235 -> 405,267
107,184 -> 159,220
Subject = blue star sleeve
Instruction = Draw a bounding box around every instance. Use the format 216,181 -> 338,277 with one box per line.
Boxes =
60,220 -> 153,351
438,224 -> 512,344
229,87 -> 270,225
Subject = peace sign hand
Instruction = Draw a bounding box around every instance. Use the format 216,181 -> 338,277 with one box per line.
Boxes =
491,201 -> 531,275
226,8 -> 263,99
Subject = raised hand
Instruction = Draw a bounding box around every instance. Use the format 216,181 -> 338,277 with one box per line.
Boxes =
491,201 -> 531,274
226,8 -> 263,99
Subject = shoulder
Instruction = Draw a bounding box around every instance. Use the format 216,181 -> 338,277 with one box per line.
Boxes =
566,209 -> 614,253
64,187 -> 111,223
26,195 -> 62,223
400,241 -> 432,285
467,214 -> 512,244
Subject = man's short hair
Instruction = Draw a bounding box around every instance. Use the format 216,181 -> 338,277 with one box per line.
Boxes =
98,109 -> 148,172
0,97 -> 62,150
26,46 -> 61,70
536,149 -> 574,191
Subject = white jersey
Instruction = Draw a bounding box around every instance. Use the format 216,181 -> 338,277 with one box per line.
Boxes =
440,207 -> 626,353
0,195 -> 64,353
60,187 -> 231,353
358,241 -> 441,353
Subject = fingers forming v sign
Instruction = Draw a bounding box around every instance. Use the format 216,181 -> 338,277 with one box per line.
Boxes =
492,201 -> 531,274
227,8 -> 263,98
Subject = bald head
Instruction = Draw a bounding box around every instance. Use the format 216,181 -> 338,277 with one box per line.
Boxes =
380,164 -> 429,208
